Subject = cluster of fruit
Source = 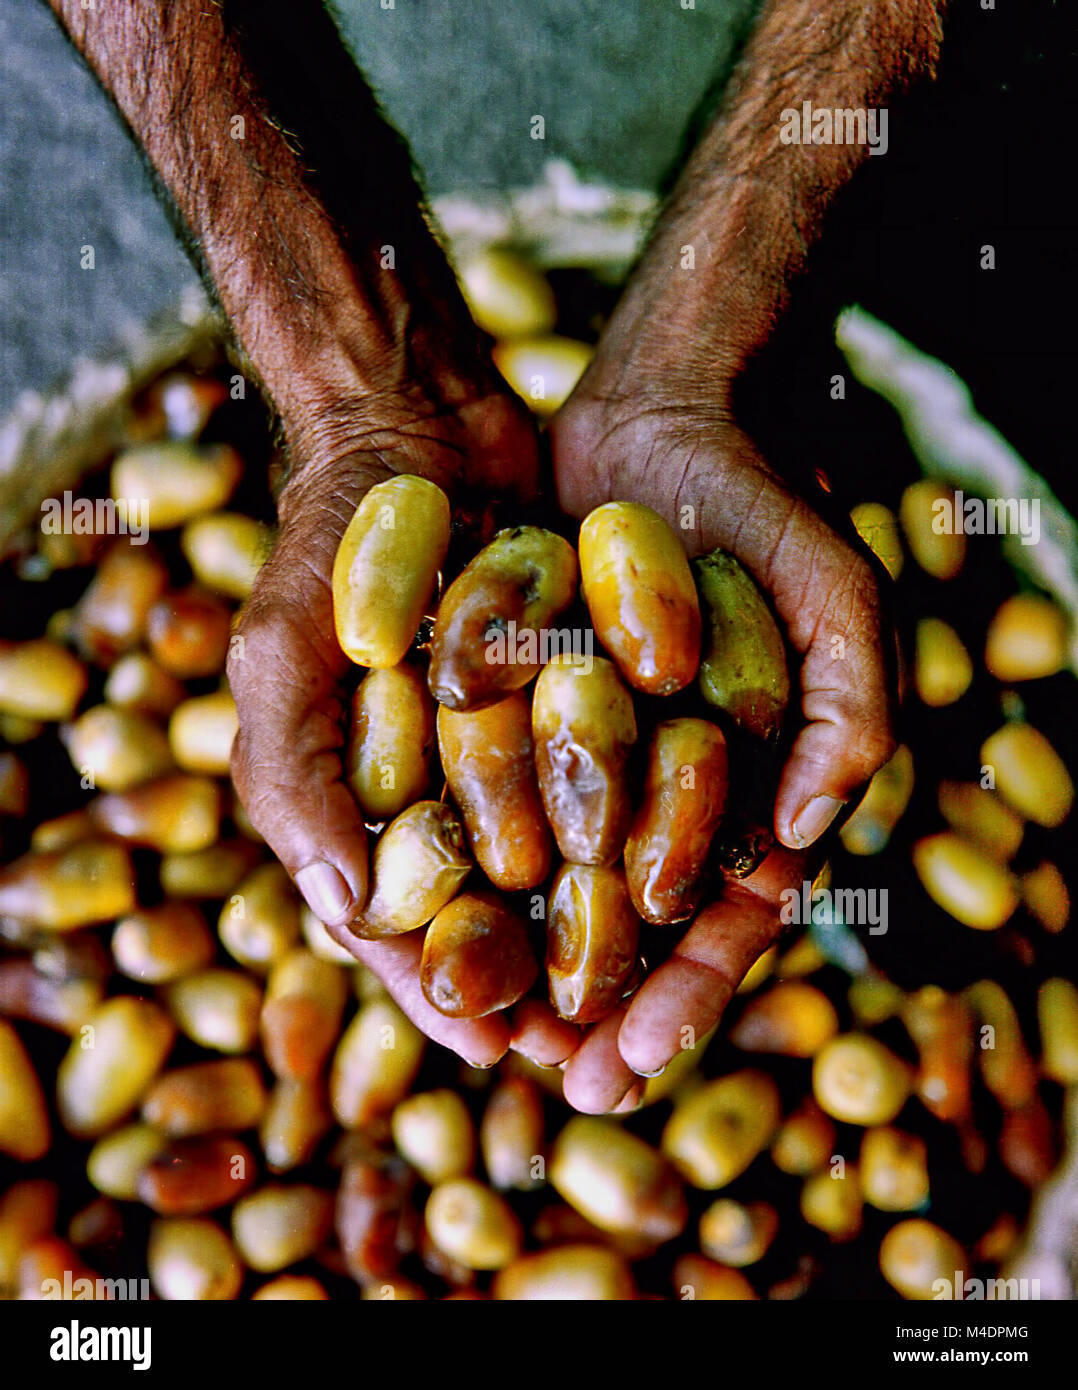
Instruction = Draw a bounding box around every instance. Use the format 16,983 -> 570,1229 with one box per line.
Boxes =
330,471 -> 790,1023
0,246 -> 1072,1301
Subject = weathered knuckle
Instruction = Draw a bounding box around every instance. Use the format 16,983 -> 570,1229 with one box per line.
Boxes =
848,721 -> 898,781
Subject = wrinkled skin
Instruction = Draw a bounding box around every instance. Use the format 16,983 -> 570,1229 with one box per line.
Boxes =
229,377 -> 895,1108
54,0 -> 917,1109
228,391 -> 580,1070
546,398 -> 894,1111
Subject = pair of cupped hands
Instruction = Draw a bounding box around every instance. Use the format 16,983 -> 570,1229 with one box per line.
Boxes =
227,286 -> 897,1116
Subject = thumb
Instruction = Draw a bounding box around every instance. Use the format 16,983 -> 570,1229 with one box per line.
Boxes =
752,496 -> 896,850
687,435 -> 897,849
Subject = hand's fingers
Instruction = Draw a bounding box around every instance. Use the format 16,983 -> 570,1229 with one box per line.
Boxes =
611,1084 -> 646,1114
617,845 -> 806,1078
681,435 -> 896,849
324,922 -> 512,1067
230,420 -> 543,925
509,999 -> 581,1067
765,519 -> 895,849
561,1007 -> 640,1114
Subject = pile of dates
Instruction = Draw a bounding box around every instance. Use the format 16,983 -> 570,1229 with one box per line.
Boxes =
332,475 -> 791,1023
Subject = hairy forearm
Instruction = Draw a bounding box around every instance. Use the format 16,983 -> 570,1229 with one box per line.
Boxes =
591,0 -> 948,405
46,0 -> 487,454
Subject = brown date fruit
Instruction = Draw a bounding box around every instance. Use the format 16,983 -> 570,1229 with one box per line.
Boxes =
437,693 -> 552,891
546,864 -> 640,1024
624,718 -> 728,925
532,655 -> 636,866
421,893 -> 538,1019
428,526 -> 578,710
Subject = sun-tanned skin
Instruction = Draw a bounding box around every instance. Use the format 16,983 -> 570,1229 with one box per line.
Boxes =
47,0 -> 945,1111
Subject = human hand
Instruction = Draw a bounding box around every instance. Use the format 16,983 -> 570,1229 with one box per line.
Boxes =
42,0 -> 587,1070
228,385 -> 578,1071
545,379 -> 896,1111
532,0 -> 946,1107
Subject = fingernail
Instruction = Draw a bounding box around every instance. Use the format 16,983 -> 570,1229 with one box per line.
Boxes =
612,1085 -> 644,1114
295,861 -> 352,923
791,795 -> 845,849
632,1063 -> 667,1079
462,1058 -> 497,1071
512,1048 -> 556,1069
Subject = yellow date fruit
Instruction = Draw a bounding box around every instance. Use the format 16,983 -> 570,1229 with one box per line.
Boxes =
392,1089 -> 476,1185
879,1218 -> 965,1301
729,981 -> 839,1058
332,475 -> 450,668
801,1167 -> 863,1240
493,336 -> 592,417
425,1178 -> 522,1271
57,998 -> 175,1139
168,689 -> 239,776
428,526 -> 578,709
532,655 -> 637,865
1020,861 -> 1069,933
771,1100 -> 835,1176
495,1244 -> 634,1301
330,998 -> 425,1128
550,1117 -> 687,1243
88,774 -> 221,853
662,1071 -> 781,1189
62,704 -> 173,792
71,541 -> 169,665
914,617 -> 972,707
180,511 -> 270,600
0,639 -> 87,722
860,1127 -> 930,1212
813,1034 -> 911,1126
142,1059 -> 268,1137
624,718 -> 728,925
350,800 -> 471,940
963,980 -> 1037,1108
260,949 -> 348,1083
579,502 -> 701,695
850,501 -> 904,581
673,1254 -> 756,1301
546,863 -> 640,1025
103,651 -> 185,717
480,1077 -> 546,1192
936,780 -> 1023,863
912,832 -> 1018,930
111,441 -> 242,529
901,986 -> 972,1124
1038,978 -> 1078,1084
698,1198 -> 778,1267
459,249 -> 557,339
985,593 -> 1068,682
840,744 -> 915,856
147,1218 -> 243,1301
693,550 -> 790,740
0,840 -> 136,931
899,480 -> 966,580
981,722 -> 1073,828
346,664 -> 435,821
0,1020 -> 50,1161
420,892 -> 537,1019
146,587 -> 232,679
